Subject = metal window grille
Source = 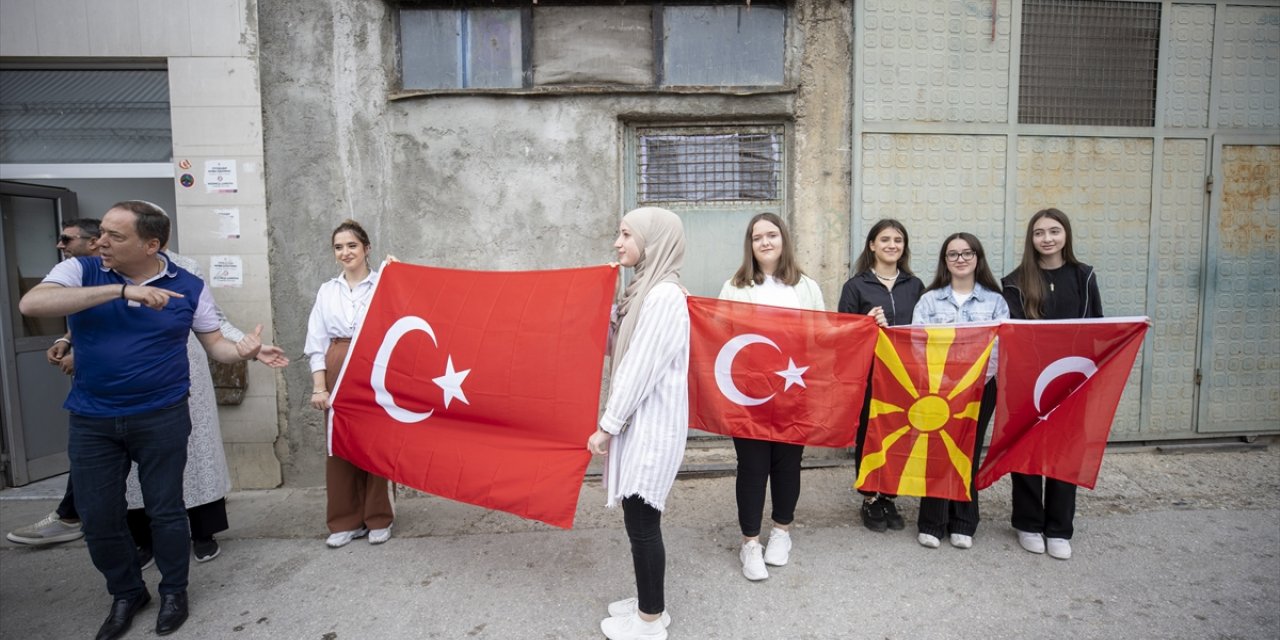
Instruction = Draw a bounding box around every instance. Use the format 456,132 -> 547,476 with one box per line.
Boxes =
1019,0 -> 1161,126
638,130 -> 783,204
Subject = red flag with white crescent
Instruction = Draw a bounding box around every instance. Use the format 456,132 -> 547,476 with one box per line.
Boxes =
688,296 -> 877,448
328,262 -> 616,529
975,318 -> 1149,491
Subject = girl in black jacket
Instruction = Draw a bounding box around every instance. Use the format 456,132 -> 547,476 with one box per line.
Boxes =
1001,208 -> 1103,561
837,219 -> 925,533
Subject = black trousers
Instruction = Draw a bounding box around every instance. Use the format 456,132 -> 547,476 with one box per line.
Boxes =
917,380 -> 996,538
622,495 -> 665,616
733,437 -> 803,537
56,475 -> 78,520
128,497 -> 229,549
1011,473 -> 1078,539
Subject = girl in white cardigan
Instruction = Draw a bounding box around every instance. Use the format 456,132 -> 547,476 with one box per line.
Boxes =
717,212 -> 824,581
588,207 -> 689,640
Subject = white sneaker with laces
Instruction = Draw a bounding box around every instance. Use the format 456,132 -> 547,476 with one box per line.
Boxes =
763,528 -> 792,566
369,524 -> 392,545
740,540 -> 768,581
1017,530 -> 1046,554
606,598 -> 671,628
1046,537 -> 1072,560
6,512 -> 84,546
600,611 -> 668,640
917,533 -> 941,549
950,533 -> 973,549
325,526 -> 368,548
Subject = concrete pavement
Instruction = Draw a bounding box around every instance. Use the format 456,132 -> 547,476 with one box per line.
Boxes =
2,443 -> 1277,640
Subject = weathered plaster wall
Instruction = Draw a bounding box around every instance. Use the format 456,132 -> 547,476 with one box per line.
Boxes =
259,0 -> 854,485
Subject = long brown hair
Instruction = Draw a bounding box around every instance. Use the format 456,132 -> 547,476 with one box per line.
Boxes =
925,232 -> 1002,294
853,218 -> 913,277
731,212 -> 805,287
1009,208 -> 1078,319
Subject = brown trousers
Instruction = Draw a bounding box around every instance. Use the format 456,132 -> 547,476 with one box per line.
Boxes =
325,339 -> 395,533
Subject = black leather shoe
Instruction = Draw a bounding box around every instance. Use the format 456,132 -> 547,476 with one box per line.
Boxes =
155,591 -> 188,636
95,591 -> 151,640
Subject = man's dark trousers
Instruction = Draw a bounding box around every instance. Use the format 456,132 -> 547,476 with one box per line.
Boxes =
69,398 -> 191,599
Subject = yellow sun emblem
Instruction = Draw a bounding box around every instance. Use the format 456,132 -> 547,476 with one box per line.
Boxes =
855,326 -> 995,498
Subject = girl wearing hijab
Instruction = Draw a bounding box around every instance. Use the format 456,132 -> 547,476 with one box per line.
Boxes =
717,212 -> 824,581
587,207 -> 689,640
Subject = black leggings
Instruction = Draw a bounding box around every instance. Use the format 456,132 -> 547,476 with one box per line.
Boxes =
622,495 -> 665,616
733,437 -> 803,537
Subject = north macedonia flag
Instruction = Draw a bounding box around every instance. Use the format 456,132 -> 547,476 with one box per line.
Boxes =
855,324 -> 997,501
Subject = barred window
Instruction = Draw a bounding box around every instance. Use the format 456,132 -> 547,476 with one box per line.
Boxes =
1019,0 -> 1161,126
638,130 -> 783,204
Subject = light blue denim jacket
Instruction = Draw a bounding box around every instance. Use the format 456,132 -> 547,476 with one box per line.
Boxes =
912,282 -> 1009,379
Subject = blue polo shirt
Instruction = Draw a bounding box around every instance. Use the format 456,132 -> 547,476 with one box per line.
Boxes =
43,253 -> 219,417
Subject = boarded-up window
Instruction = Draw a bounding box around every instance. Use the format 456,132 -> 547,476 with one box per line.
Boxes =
662,5 -> 786,87
533,6 -> 653,86
638,129 -> 783,204
400,8 -> 526,90
1019,0 -> 1160,126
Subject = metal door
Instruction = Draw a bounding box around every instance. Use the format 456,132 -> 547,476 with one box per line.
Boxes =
1197,137 -> 1280,433
0,181 -> 77,486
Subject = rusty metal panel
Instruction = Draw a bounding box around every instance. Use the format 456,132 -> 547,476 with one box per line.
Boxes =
1164,4 -> 1215,129
1201,144 -> 1280,432
1015,137 -> 1152,439
860,133 -> 1008,277
1148,139 -> 1208,435
1215,6 -> 1280,130
860,0 -> 1010,123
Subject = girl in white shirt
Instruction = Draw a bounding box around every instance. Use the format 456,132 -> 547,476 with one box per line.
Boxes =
588,207 -> 688,640
717,212 -> 825,581
304,219 -> 395,548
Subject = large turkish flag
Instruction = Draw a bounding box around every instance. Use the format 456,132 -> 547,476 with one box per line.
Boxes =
975,318 -> 1149,491
688,297 -> 877,448
328,262 -> 616,529
856,324 -> 998,501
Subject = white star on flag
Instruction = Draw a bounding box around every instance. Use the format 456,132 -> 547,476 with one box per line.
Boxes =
774,358 -> 808,391
433,355 -> 471,409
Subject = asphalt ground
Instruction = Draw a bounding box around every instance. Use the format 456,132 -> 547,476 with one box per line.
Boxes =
1,443 -> 1277,640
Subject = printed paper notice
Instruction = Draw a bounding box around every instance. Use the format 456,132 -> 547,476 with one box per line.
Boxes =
210,255 -> 243,288
205,160 -> 238,193
216,208 -> 241,238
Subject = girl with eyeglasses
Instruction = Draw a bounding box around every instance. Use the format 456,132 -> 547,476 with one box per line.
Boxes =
1000,208 -> 1103,561
911,232 -> 1008,550
837,219 -> 924,534
717,212 -> 824,582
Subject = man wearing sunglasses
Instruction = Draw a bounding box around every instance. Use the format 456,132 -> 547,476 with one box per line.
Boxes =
6,218 -> 103,549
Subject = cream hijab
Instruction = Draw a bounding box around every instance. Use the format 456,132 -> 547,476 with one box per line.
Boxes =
611,207 -> 685,373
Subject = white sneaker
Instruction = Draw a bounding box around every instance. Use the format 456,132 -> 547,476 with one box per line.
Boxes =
917,533 -> 941,549
607,598 -> 671,628
950,533 -> 973,549
369,524 -> 392,545
740,540 -> 768,581
1046,537 -> 1072,560
1017,530 -> 1046,554
763,528 -> 792,566
6,512 -> 83,546
325,527 -> 368,548
600,611 -> 668,640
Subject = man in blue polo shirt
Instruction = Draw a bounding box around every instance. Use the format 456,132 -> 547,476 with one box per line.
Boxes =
19,201 -> 287,640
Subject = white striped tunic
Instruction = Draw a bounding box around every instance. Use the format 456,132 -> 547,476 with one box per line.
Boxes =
599,282 -> 690,511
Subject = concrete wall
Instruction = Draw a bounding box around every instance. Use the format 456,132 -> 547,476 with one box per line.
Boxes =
1,0 -> 283,488
259,0 -> 854,485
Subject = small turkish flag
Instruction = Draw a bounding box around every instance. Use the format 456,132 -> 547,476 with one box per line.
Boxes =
975,318 -> 1149,491
688,297 -> 877,448
329,262 -> 616,529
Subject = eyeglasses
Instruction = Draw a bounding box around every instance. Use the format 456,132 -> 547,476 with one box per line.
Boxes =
58,234 -> 93,244
945,250 -> 977,262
